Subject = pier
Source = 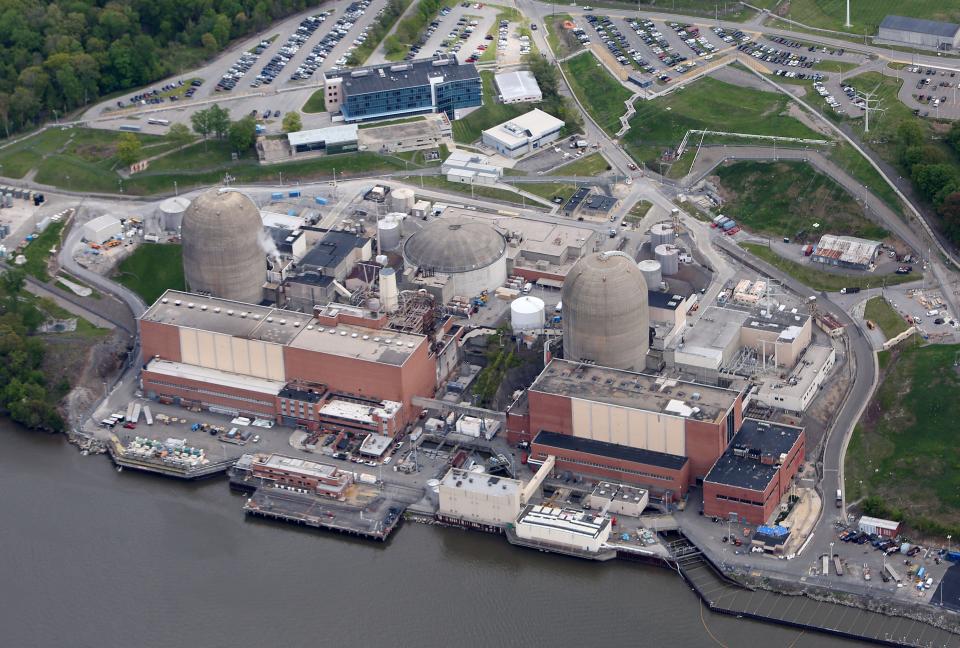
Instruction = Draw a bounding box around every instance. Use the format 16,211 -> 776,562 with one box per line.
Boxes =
107,443 -> 233,479
243,487 -> 404,542
675,537 -> 960,647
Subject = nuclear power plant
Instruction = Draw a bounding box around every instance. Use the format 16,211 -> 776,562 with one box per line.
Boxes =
180,189 -> 266,305
561,251 -> 649,371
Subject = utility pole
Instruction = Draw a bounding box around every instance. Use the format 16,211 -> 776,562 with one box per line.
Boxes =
857,85 -> 884,133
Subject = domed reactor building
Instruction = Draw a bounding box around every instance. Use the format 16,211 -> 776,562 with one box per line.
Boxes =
402,217 -> 507,299
181,189 -> 266,305
561,251 -> 649,371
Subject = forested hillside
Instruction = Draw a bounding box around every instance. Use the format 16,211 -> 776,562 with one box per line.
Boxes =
0,0 -> 317,134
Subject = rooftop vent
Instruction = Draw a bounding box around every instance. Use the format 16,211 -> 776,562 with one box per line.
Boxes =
161,298 -> 168,304
240,312 -> 248,318
351,333 -> 358,338
340,331 -> 348,336
267,317 -> 274,323
187,303 -> 195,309
174,300 -> 181,306
226,310 -> 234,316
214,307 -> 221,313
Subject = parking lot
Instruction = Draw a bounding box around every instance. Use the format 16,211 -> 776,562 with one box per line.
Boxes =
368,2 -> 499,66
899,65 -> 960,120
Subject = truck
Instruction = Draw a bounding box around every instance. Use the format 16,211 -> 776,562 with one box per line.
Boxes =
822,554 -> 830,575
836,489 -> 842,508
358,473 -> 377,484
574,140 -> 588,149
885,563 -> 902,584
839,287 -> 861,294
711,215 -> 727,227
833,556 -> 844,576
721,219 -> 736,231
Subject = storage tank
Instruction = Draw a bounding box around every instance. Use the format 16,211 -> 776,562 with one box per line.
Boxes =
562,251 -> 649,371
510,295 -> 545,333
158,196 -> 190,232
181,189 -> 266,304
637,259 -> 662,287
650,222 -> 676,247
377,213 -> 403,252
655,243 -> 680,276
391,187 -> 415,213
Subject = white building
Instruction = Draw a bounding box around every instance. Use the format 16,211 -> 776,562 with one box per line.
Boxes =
515,504 -> 611,553
82,215 -> 123,244
441,150 -> 503,186
438,468 -> 524,525
481,109 -> 564,158
755,345 -> 836,413
494,70 -> 542,104
588,482 -> 649,517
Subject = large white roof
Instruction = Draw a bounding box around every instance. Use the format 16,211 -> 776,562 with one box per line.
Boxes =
482,109 -> 564,148
287,124 -> 358,147
494,70 -> 542,101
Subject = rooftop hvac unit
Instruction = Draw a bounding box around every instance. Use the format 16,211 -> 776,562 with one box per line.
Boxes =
390,64 -> 412,72
432,58 -> 451,66
351,69 -> 370,77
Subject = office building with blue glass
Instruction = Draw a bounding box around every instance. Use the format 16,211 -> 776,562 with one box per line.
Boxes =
324,57 -> 481,123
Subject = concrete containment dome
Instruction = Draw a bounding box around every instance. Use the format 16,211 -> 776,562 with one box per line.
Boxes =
181,189 -> 265,305
403,217 -> 508,298
562,251 -> 649,371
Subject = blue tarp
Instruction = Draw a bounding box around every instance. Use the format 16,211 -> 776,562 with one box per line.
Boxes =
756,525 -> 790,537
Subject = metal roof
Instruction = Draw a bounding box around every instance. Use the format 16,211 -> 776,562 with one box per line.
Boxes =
704,419 -> 804,491
482,109 -> 564,148
879,15 -> 960,38
287,124 -> 358,147
533,430 -> 689,471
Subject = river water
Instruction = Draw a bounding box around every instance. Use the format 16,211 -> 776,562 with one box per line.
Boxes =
0,421 -> 861,648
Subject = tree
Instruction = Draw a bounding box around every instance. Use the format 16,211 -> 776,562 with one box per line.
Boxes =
229,115 -> 257,152
282,110 -> 302,133
947,121 -> 960,154
895,120 -> 925,149
191,107 -> 214,149
207,104 -> 231,140
912,163 -> 958,201
116,132 -> 142,166
939,192 -> 960,245
168,122 -> 192,146
201,32 -> 218,54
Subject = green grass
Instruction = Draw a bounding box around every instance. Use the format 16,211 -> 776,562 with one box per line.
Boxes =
552,152 -> 609,176
401,175 -> 537,206
541,0 -> 761,20
452,71 -> 529,144
30,293 -> 109,338
358,115 -> 426,129
0,127 -> 170,181
544,13 -> 581,58
122,151 -> 407,196
21,221 -> 65,281
844,341 -> 960,536
561,52 -> 631,137
827,143 -> 904,217
864,296 -> 909,340
741,242 -> 920,291
623,200 -> 653,225
815,60 -> 859,73
113,243 -> 185,304
623,76 -> 824,172
713,160 -> 889,240
512,182 -> 577,202
782,0 -> 960,34
302,89 -> 327,114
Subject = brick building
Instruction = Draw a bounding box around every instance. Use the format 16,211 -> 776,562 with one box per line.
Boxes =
244,453 -> 353,498
531,430 -> 690,499
509,359 -> 745,487
139,291 -> 437,431
702,419 -> 805,525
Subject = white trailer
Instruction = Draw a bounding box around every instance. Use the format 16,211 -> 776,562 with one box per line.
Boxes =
143,406 -> 153,425
131,403 -> 142,424
126,402 -> 136,422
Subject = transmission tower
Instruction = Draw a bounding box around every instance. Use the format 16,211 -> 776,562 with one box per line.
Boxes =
856,85 -> 886,133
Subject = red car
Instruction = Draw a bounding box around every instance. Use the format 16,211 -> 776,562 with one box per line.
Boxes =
123,422 -> 137,429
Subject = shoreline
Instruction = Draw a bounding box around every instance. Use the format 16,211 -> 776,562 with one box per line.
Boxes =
59,423 -> 960,646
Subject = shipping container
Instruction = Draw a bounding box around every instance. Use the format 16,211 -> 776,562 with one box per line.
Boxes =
315,196 -> 328,205
833,556 -> 843,576
271,192 -> 284,200
885,563 -> 902,583
288,191 -> 301,198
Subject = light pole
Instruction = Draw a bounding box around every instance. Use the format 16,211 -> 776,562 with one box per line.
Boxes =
844,0 -> 851,28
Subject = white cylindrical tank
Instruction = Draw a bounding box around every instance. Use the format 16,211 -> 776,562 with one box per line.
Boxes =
380,267 -> 399,313
637,259 -> 662,287
650,222 -> 676,247
378,214 -> 402,252
510,295 -> 545,333
158,196 -> 190,232
655,244 -> 680,275
391,188 -> 415,213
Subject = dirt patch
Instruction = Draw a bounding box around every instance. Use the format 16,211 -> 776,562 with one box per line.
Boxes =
72,143 -> 117,163
44,329 -> 132,423
786,103 -> 832,137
